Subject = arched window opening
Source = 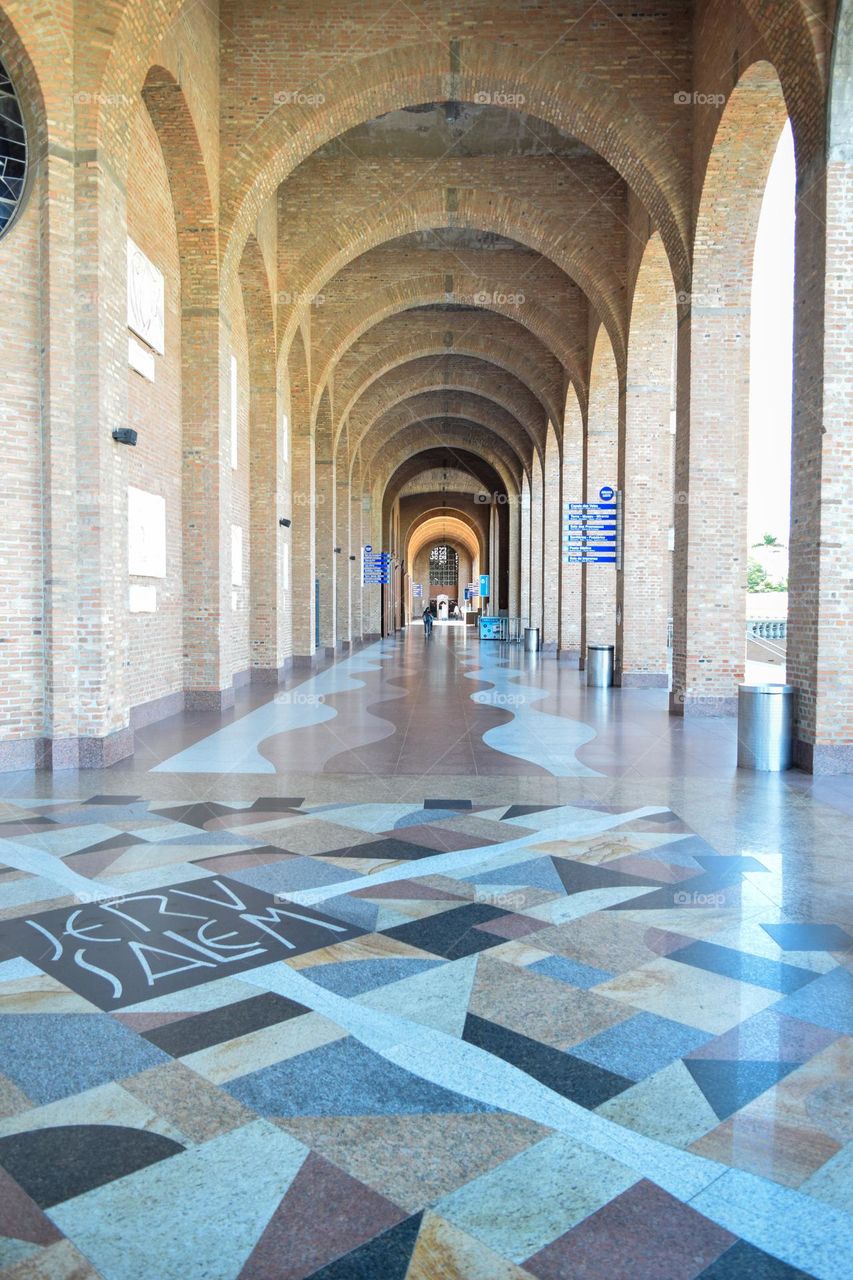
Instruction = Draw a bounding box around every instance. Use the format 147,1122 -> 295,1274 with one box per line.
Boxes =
429,544 -> 458,586
0,57 -> 28,239
746,120 -> 795,680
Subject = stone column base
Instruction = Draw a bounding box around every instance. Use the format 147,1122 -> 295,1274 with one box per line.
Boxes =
0,725 -> 137,773
794,739 -> 853,775
185,687 -> 236,712
620,672 -> 669,688
670,693 -> 738,717
292,652 -> 322,670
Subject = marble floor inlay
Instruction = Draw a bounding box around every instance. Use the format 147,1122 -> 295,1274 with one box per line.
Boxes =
0,787 -> 850,1279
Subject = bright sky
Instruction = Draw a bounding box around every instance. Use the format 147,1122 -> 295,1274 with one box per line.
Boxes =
748,120 -> 795,548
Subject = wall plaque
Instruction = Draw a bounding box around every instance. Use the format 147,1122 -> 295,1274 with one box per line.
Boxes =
127,237 -> 165,355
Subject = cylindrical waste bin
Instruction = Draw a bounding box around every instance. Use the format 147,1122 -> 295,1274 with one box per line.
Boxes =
524,626 -> 540,653
737,684 -> 795,771
587,644 -> 614,687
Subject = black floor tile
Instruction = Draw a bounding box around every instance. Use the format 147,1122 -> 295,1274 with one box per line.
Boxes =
462,1013 -> 634,1108
381,902 -> 510,958
141,992 -> 310,1057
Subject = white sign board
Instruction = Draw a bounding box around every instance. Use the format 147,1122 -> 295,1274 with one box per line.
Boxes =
231,524 -> 243,586
127,486 -> 166,579
127,237 -> 165,355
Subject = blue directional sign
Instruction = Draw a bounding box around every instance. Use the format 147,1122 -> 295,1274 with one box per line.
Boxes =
413,582 -> 422,598
362,544 -> 391,585
562,495 -> 620,565
479,574 -> 490,598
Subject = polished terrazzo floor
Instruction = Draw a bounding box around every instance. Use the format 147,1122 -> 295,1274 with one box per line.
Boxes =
0,630 -> 851,1279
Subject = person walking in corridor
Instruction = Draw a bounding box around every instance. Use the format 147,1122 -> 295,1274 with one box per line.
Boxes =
423,605 -> 433,637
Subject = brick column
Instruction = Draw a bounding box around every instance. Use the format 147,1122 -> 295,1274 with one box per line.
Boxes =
315,456 -> 337,654
520,472 -> 531,622
559,388 -> 583,663
362,493 -> 382,639
542,429 -> 560,649
68,153 -> 134,764
351,484 -> 364,642
584,333 -> 618,649
788,143 -> 853,771
529,457 -> 544,631
336,472 -> 352,648
618,236 -> 674,687
290,429 -> 316,661
508,490 -> 521,616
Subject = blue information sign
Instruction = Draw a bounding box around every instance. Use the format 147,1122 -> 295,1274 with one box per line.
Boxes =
479,574 -> 490,598
562,496 -> 619,565
362,544 -> 391,585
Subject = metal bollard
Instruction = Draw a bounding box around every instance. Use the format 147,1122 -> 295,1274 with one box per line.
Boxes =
524,626 -> 540,653
586,644 -> 614,688
737,684 -> 795,771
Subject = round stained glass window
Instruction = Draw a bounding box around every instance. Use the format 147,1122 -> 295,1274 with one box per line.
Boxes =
0,57 -> 27,239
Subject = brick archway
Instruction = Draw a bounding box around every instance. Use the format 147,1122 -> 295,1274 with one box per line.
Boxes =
312,269 -> 583,394
672,60 -> 789,716
277,192 -> 626,371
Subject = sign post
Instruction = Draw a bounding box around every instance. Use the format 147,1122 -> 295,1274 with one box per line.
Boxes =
562,486 -> 621,566
362,544 -> 391,585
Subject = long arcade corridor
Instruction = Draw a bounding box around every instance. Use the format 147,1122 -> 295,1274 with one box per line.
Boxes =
1,0 -> 853,1274
0,630 -> 851,1278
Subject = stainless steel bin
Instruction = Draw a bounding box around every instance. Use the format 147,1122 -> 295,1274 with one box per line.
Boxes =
737,683 -> 795,771
524,626 -> 540,653
587,644 -> 614,688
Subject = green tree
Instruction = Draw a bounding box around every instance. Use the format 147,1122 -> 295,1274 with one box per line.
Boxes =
747,558 -> 769,591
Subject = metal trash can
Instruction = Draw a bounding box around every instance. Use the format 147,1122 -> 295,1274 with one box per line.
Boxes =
524,626 -> 540,653
587,644 -> 614,688
737,683 -> 795,771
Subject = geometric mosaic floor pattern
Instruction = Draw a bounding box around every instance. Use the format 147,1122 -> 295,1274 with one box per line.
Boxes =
0,795 -> 851,1278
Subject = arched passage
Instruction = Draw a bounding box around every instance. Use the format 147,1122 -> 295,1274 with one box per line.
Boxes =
141,65 -> 226,703
672,61 -> 789,715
